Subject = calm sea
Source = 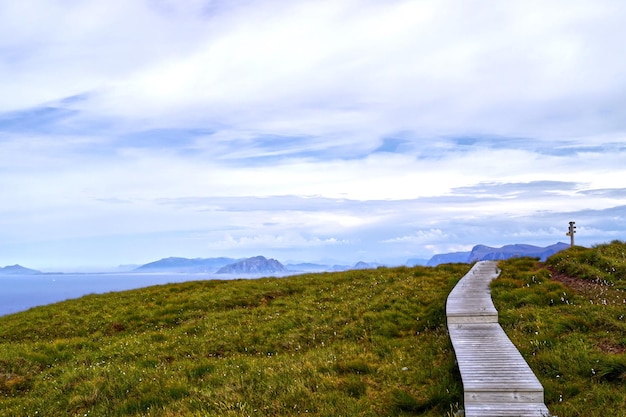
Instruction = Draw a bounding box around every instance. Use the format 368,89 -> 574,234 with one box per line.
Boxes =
0,273 -> 255,317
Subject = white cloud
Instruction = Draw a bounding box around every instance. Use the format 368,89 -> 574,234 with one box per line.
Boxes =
381,229 -> 449,244
204,233 -> 349,250
79,1 -> 622,138
424,244 -> 475,255
1,0 -> 626,269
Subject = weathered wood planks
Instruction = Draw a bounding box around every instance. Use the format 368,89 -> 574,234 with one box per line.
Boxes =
447,261 -> 551,417
447,261 -> 499,324
464,403 -> 553,417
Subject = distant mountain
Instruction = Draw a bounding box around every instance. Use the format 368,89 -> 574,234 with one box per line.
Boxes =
134,257 -> 238,273
0,264 -> 41,275
406,258 -> 429,267
426,251 -> 472,267
467,243 -> 570,263
216,256 -> 288,274
331,264 -> 352,272
427,242 -> 570,266
353,261 -> 384,270
353,261 -> 371,270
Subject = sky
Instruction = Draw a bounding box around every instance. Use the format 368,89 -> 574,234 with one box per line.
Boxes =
1,0 -> 625,271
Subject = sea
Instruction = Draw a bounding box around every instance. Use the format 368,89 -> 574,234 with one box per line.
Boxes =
0,272 -> 273,317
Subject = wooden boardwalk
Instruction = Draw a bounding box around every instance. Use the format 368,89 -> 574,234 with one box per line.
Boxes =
447,261 -> 551,417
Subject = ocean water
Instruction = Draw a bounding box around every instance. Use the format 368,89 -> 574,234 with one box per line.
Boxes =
0,273 -> 253,317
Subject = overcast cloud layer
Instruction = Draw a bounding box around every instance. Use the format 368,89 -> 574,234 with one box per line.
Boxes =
1,0 -> 625,270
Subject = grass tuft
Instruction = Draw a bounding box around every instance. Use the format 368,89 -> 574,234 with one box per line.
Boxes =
335,358 -> 375,375
595,357 -> 626,382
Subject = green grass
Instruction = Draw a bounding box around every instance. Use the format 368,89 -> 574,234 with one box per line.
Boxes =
5,241 -> 625,416
547,240 -> 626,285
0,264 -> 470,417
492,241 -> 626,417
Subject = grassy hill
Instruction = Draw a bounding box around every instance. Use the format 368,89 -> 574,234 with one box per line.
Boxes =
2,241 -> 625,417
492,240 -> 626,417
0,264 -> 470,417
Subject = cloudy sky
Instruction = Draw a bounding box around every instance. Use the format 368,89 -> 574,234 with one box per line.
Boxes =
1,0 -> 625,271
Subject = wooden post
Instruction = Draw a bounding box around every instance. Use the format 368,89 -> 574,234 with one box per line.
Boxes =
566,221 -> 576,247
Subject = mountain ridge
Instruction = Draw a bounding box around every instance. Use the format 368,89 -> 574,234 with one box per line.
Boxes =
2,242 -> 572,274
134,257 -> 238,273
427,242 -> 570,266
216,256 -> 288,274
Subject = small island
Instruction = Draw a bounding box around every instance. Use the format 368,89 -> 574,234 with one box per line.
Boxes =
0,264 -> 41,275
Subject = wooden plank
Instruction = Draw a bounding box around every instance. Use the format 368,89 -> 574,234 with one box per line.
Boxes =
447,261 -> 552,417
465,403 -> 551,417
446,261 -> 499,323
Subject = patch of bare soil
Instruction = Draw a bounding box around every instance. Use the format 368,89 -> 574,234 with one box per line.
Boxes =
596,339 -> 626,355
548,269 -> 605,294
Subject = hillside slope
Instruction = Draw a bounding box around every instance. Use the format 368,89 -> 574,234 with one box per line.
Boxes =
0,264 -> 470,417
4,242 -> 622,416
491,241 -> 626,417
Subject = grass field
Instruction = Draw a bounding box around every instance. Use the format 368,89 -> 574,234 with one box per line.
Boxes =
0,264 -> 470,416
2,240 -> 625,416
492,241 -> 626,417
